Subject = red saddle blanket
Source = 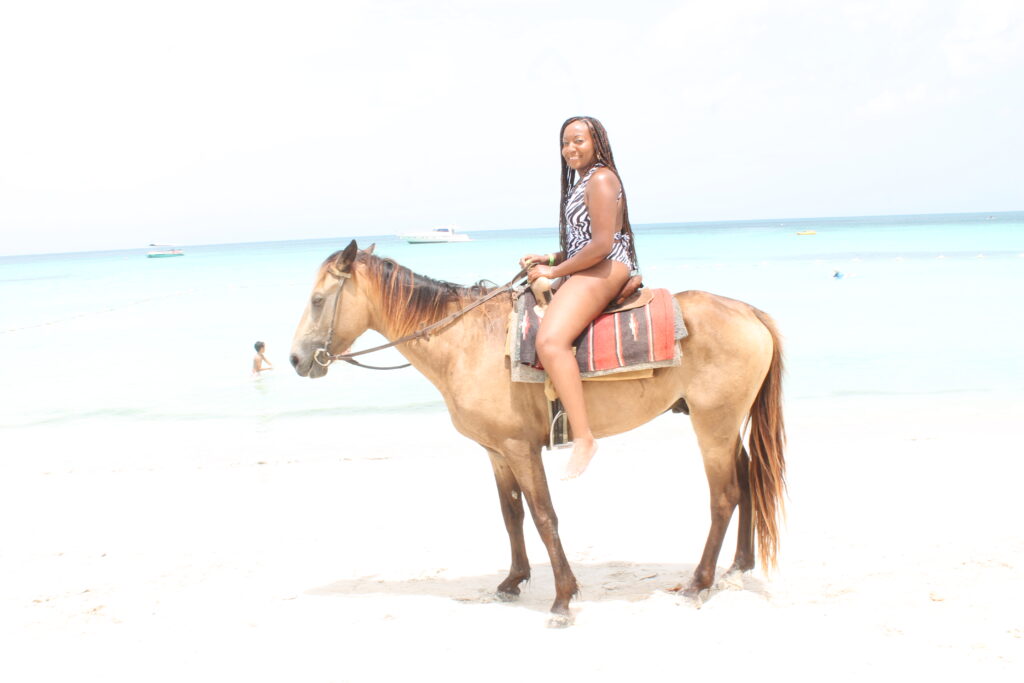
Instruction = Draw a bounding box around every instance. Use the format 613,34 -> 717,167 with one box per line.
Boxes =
515,287 -> 683,376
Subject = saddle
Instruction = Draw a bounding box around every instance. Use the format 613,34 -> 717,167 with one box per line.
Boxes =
508,286 -> 687,383
506,285 -> 687,448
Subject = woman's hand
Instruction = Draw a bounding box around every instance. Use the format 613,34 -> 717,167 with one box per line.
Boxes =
519,253 -> 546,269
526,264 -> 557,283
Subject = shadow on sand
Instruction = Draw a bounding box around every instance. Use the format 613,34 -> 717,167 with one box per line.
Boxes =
309,561 -> 770,613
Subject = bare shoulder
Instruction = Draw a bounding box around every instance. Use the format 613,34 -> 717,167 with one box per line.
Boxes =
586,167 -> 622,199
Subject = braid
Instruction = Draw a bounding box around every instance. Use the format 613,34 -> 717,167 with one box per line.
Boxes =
557,116 -> 638,270
558,119 -> 575,257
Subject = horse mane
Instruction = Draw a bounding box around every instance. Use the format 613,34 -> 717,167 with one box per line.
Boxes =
319,250 -> 497,338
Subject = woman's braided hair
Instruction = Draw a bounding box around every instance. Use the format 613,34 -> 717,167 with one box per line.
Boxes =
558,116 -> 637,270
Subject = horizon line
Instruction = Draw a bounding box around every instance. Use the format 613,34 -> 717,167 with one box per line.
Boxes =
4,209 -> 1021,259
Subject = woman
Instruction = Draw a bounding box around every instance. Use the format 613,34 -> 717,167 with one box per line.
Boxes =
520,116 -> 640,479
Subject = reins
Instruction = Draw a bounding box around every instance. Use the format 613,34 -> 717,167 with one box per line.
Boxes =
313,266 -> 528,371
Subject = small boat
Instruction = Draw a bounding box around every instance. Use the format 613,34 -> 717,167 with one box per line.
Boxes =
147,244 -> 184,258
796,230 -> 816,236
397,226 -> 471,244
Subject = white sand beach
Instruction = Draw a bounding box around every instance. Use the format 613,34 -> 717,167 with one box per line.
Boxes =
2,393 -> 1021,681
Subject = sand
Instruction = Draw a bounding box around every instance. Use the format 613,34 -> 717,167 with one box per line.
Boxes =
2,393 -> 1021,681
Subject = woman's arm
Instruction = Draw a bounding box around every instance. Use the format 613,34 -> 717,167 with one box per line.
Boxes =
519,252 -> 550,268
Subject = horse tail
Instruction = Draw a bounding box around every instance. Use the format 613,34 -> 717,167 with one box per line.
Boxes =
747,307 -> 787,570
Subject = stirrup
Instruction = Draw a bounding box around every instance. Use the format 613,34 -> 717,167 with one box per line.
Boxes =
547,398 -> 572,450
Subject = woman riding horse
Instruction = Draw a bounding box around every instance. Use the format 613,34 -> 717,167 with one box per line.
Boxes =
289,119 -> 785,621
520,116 -> 640,479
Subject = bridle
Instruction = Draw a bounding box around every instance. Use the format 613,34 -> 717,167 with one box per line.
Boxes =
312,265 -> 527,371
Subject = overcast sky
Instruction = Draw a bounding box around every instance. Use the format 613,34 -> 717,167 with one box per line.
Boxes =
1,0 -> 1021,255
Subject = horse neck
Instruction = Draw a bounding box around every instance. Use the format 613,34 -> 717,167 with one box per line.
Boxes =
362,276 -> 508,387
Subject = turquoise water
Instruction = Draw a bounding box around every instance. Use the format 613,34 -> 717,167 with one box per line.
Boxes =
1,212 -> 1022,430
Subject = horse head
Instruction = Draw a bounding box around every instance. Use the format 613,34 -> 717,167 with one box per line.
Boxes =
290,240 -> 376,378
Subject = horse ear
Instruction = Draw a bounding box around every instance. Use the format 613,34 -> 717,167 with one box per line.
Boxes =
364,243 -> 376,255
338,240 -> 359,273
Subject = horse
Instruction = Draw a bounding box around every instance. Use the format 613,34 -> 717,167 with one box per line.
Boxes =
290,240 -> 786,625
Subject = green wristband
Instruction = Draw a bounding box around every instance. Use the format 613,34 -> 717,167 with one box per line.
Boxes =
548,253 -> 556,266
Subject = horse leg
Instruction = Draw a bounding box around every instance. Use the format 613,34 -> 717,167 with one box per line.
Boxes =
685,410 -> 744,598
729,445 -> 755,573
486,449 -> 531,600
503,443 -> 578,622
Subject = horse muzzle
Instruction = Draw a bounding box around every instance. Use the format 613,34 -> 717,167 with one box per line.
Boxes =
290,348 -> 328,378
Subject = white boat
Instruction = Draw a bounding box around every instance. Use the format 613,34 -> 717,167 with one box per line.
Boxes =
397,226 -> 471,244
146,244 -> 184,258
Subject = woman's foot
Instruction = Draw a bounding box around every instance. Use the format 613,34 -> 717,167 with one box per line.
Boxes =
563,437 -> 598,480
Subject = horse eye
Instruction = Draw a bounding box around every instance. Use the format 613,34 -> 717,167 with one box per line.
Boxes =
312,295 -> 325,308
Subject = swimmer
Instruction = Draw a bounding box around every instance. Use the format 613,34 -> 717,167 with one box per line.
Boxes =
252,341 -> 273,375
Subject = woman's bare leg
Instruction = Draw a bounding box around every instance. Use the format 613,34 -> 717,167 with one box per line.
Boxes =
535,259 -> 629,478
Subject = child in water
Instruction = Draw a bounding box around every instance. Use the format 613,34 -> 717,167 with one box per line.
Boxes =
252,341 -> 273,375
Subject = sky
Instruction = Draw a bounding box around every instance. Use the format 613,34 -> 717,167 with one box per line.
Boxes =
0,0 -> 1021,255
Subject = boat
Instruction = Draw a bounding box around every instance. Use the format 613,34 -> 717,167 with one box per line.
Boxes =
147,244 -> 184,258
796,230 -> 816,236
397,226 -> 471,244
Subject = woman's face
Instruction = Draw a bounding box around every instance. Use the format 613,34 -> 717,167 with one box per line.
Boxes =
561,120 -> 597,172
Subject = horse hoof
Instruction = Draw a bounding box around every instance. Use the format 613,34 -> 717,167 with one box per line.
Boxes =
495,590 -> 519,603
681,586 -> 707,608
728,561 -> 754,575
717,569 -> 746,591
546,613 -> 574,629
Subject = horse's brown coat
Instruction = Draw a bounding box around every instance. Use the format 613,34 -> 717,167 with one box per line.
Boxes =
290,242 -> 786,621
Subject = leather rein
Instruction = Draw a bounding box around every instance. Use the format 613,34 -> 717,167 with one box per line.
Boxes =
313,266 -> 528,371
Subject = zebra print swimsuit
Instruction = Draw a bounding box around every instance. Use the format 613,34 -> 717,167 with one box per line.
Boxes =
564,164 -> 637,273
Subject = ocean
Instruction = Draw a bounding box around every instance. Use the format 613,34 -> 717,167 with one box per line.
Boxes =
1,212 -> 1022,433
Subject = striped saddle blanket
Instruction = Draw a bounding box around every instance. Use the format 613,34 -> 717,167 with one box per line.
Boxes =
509,287 -> 687,383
